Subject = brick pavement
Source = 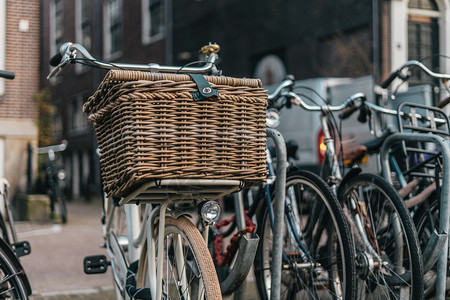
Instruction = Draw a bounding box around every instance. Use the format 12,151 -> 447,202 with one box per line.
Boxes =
15,200 -> 113,299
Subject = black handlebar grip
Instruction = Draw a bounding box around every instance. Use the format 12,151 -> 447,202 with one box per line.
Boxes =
339,104 -> 359,120
380,70 -> 399,89
0,70 -> 15,80
357,106 -> 369,123
50,52 -> 63,67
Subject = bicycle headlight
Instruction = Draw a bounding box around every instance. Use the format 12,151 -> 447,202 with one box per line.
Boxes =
200,201 -> 222,224
266,108 -> 280,128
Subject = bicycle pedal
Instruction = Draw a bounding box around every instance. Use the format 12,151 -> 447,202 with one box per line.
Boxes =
83,255 -> 109,274
12,241 -> 31,257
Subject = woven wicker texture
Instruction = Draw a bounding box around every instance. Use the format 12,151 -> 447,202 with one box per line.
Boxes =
84,70 -> 268,198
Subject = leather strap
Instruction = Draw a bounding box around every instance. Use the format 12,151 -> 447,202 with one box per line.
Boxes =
188,73 -> 219,101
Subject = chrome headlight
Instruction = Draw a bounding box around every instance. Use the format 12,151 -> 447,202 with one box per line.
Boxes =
200,201 -> 222,224
266,108 -> 280,128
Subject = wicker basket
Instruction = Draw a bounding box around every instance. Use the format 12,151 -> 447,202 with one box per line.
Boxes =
84,70 -> 268,198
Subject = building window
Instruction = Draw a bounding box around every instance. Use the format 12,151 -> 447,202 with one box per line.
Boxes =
52,108 -> 62,139
142,0 -> 165,44
50,0 -> 64,73
408,0 -> 440,86
71,95 -> 89,133
76,0 -> 91,72
104,0 -> 122,59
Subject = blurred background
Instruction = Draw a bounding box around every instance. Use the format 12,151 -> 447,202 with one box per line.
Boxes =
0,0 -> 449,209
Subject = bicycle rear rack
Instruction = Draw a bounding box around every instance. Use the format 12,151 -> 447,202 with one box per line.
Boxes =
119,179 -> 242,205
396,102 -> 450,180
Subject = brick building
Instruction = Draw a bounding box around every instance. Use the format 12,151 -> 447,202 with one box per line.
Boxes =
40,0 -> 450,200
0,0 -> 40,197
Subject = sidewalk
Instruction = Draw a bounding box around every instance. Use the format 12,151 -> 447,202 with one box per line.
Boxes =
15,200 -> 114,299
15,200 -> 258,299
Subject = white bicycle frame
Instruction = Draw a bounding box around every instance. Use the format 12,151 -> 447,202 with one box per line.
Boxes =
102,179 -> 242,299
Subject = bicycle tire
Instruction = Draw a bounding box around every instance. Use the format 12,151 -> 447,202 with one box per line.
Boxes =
0,215 -> 10,245
338,173 -> 424,299
413,195 -> 444,299
0,239 -> 30,299
140,216 -> 221,300
57,197 -> 67,224
254,170 -> 356,300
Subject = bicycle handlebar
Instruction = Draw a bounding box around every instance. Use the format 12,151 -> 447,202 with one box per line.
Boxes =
0,70 -> 15,80
380,60 -> 450,88
36,140 -> 67,155
268,75 -> 295,101
285,91 -> 366,114
48,42 -> 222,79
268,77 -> 367,119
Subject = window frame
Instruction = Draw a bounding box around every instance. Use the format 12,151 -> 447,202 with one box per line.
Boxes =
49,0 -> 64,83
75,0 -> 92,74
141,0 -> 166,45
103,0 -> 123,60
389,0 -> 450,85
70,93 -> 89,135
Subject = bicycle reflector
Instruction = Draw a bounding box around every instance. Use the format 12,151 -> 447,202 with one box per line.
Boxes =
317,128 -> 326,163
200,201 -> 222,224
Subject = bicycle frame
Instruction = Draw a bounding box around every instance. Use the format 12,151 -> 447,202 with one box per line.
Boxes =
318,110 -> 394,262
50,41 -> 290,300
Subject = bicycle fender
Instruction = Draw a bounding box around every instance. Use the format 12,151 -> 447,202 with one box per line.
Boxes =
337,167 -> 362,197
0,238 -> 32,295
165,210 -> 192,220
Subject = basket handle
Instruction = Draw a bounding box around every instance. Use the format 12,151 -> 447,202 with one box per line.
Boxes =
188,74 -> 219,101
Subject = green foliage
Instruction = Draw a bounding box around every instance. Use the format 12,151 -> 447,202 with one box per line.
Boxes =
34,90 -> 55,147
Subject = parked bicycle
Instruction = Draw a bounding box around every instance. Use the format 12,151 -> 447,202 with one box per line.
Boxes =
0,70 -> 33,299
209,88 -> 356,299
48,42 -> 272,300
305,58 -> 450,299
268,76 -> 425,299
367,60 -> 450,299
37,141 -> 68,224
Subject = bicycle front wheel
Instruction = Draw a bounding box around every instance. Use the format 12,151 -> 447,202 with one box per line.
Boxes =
339,173 -> 424,299
0,239 -> 30,299
254,170 -> 356,300
140,216 -> 221,300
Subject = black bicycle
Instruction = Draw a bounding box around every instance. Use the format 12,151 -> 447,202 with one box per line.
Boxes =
0,70 -> 32,299
37,141 -> 68,224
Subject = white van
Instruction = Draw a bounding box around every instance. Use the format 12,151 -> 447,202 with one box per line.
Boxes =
268,75 -> 377,174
